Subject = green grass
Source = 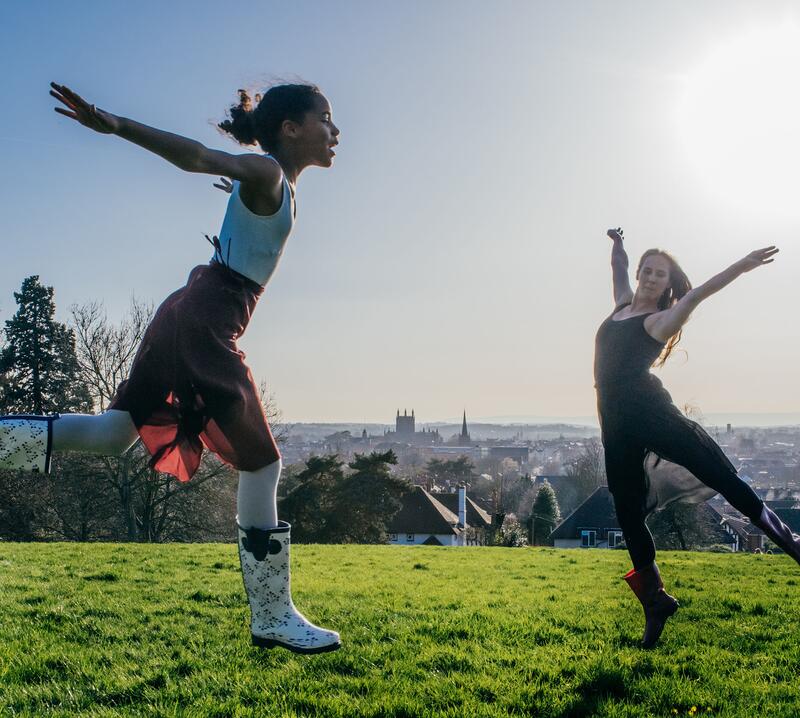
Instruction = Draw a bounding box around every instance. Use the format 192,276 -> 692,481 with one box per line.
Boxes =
1,544 -> 799,717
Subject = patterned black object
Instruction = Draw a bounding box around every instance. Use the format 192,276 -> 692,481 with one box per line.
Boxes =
0,414 -> 58,474
241,526 -> 283,561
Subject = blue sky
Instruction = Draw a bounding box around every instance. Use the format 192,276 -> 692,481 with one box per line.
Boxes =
1,1 -> 798,423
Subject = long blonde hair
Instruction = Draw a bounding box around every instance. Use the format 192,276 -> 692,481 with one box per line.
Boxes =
636,249 -> 692,367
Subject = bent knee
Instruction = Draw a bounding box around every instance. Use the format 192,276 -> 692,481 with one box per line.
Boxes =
97,411 -> 140,455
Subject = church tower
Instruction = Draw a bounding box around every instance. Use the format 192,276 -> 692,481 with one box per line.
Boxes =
396,408 -> 415,438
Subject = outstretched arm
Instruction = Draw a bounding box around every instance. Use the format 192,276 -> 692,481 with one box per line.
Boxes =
607,228 -> 634,307
647,246 -> 779,342
50,83 -> 280,190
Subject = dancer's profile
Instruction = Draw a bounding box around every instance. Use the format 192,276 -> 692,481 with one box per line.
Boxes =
0,81 -> 341,653
595,228 -> 795,648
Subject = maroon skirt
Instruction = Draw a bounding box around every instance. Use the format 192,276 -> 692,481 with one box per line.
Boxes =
109,262 -> 280,482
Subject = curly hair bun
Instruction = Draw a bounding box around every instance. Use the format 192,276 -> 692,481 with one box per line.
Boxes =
218,89 -> 258,146
219,82 -> 321,152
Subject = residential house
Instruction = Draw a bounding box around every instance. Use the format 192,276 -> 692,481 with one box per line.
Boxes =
549,486 -> 624,549
387,485 -> 488,546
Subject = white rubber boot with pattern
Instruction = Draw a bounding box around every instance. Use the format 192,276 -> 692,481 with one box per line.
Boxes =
0,415 -> 57,473
237,520 -> 341,654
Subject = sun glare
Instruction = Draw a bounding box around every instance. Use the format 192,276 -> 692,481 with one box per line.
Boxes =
677,23 -> 800,219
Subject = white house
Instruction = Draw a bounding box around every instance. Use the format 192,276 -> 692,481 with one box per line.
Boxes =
387,485 -> 491,546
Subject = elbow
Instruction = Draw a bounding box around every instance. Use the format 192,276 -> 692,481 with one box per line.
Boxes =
178,144 -> 209,173
684,287 -> 704,305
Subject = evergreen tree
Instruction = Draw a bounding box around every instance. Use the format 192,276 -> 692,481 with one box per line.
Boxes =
280,451 -> 410,544
279,455 -> 346,542
335,450 -> 409,543
530,481 -> 561,545
0,276 -> 91,413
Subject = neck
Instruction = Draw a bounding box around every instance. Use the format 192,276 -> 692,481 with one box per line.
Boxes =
268,148 -> 306,187
630,290 -> 660,313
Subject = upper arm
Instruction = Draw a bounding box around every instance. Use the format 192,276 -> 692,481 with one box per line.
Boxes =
610,241 -> 633,307
612,264 -> 633,306
194,149 -> 282,192
613,282 -> 633,307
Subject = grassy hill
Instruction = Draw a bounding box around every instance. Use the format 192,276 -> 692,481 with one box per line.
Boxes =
1,543 -> 799,717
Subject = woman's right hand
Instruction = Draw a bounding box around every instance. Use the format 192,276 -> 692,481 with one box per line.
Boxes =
737,246 -> 780,273
213,177 -> 234,193
50,83 -> 120,134
607,227 -> 624,242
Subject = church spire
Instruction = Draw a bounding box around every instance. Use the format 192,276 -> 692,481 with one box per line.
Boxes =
458,409 -> 471,446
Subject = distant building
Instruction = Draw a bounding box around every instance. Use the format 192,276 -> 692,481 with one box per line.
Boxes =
430,491 -> 491,532
488,446 -> 530,464
383,408 -> 442,446
549,486 -> 624,549
387,486 -> 490,546
428,445 -> 482,460
717,514 -> 765,552
396,408 -> 415,438
458,410 -> 471,447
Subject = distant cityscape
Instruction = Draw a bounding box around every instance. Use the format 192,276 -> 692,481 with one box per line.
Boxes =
281,408 -> 800,550
281,408 -> 800,496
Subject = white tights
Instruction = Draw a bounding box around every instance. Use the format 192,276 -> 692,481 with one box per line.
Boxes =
237,459 -> 281,530
51,410 -> 140,456
50,410 -> 281,530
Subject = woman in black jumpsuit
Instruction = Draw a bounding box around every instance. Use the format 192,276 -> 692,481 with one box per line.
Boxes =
596,228 -> 797,648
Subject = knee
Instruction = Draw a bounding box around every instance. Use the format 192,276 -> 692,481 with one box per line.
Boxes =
97,411 -> 139,455
610,491 -> 647,531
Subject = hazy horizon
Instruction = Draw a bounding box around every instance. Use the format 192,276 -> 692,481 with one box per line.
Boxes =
2,1 -> 798,423
285,412 -> 800,430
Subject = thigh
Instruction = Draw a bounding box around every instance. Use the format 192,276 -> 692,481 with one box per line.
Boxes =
645,415 -> 736,488
604,437 -> 648,503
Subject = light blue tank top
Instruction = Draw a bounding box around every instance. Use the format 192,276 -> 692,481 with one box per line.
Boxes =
213,170 -> 295,286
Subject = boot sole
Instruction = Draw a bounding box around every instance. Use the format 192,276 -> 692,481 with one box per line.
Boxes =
251,635 -> 342,654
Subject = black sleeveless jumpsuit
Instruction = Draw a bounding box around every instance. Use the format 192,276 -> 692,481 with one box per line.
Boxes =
594,303 -> 762,569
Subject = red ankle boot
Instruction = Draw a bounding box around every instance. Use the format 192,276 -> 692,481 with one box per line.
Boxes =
624,562 -> 679,648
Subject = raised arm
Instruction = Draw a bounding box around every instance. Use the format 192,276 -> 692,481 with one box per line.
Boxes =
647,246 -> 779,342
50,83 -> 280,191
607,228 -> 634,306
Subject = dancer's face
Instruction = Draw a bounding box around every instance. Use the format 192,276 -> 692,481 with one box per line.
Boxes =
637,254 -> 671,300
291,94 -> 340,168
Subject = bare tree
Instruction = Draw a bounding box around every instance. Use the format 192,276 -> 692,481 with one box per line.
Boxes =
257,379 -> 289,445
41,453 -> 119,540
70,298 -> 153,410
561,439 -> 607,515
565,440 -> 605,489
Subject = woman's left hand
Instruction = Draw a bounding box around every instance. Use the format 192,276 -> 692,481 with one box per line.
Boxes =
50,83 -> 119,134
739,246 -> 780,272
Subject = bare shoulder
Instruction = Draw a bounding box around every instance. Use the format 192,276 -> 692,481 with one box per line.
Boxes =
238,155 -> 285,216
238,153 -> 283,185
196,149 -> 279,185
644,305 -> 688,343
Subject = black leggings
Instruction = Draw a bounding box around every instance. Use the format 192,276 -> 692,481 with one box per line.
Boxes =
604,415 -> 762,570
